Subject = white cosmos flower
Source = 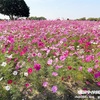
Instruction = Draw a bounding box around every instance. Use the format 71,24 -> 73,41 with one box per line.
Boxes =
24,72 -> 28,77
13,71 -> 18,75
79,49 -> 84,54
5,86 -> 10,91
0,77 -> 3,81
7,54 -> 13,59
77,45 -> 80,48
78,90 -> 83,94
0,45 -> 3,48
1,62 -> 7,67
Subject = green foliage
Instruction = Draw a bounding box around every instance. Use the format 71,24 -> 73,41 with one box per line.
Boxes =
77,17 -> 86,21
76,17 -> 100,21
0,0 -> 30,20
29,16 -> 47,20
87,17 -> 100,21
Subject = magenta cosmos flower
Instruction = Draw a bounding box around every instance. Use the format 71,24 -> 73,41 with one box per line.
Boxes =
97,82 -> 100,86
34,63 -> 41,71
85,55 -> 94,62
94,72 -> 100,78
27,68 -> 33,74
25,83 -> 30,88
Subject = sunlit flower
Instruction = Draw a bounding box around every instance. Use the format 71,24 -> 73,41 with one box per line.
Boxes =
1,62 -> 7,67
13,71 -> 18,75
24,72 -> 28,77
5,86 -> 10,91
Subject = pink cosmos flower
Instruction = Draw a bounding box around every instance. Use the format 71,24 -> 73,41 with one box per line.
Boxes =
94,65 -> 99,69
32,39 -> 37,43
87,68 -> 93,73
20,47 -> 27,56
78,66 -> 83,71
14,58 -> 18,62
55,65 -> 63,70
59,55 -> 66,61
78,38 -> 85,44
53,51 -> 60,56
85,55 -> 94,62
52,86 -> 58,93
47,59 -> 53,65
52,72 -> 58,76
37,53 -> 42,57
85,81 -> 90,85
27,68 -> 33,74
2,47 -> 6,53
34,63 -> 41,71
8,45 -> 13,53
97,82 -> 100,86
63,50 -> 69,57
43,82 -> 48,87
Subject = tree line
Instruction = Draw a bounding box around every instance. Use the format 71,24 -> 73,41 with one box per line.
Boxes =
76,17 -> 100,21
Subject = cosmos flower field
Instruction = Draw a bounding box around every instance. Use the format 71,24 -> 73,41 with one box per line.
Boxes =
0,20 -> 100,99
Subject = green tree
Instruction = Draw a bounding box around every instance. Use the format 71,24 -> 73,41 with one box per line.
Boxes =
87,17 -> 99,21
77,17 -> 86,21
0,0 -> 30,20
29,16 -> 47,20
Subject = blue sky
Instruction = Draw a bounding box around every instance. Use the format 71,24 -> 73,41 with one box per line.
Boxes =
0,0 -> 100,19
